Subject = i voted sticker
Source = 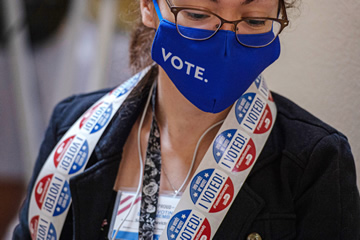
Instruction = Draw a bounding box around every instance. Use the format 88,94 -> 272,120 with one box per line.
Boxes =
190,169 -> 234,213
109,71 -> 142,98
213,129 -> 256,173
235,93 -> 273,134
254,75 -> 273,101
30,215 -> 57,240
34,174 -> 71,217
54,135 -> 89,175
167,210 -> 211,240
79,101 -> 113,134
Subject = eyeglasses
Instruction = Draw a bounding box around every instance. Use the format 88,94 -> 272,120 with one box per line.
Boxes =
164,0 -> 289,48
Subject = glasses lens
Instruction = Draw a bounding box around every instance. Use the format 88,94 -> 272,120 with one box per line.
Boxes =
176,9 -> 221,40
236,19 -> 281,47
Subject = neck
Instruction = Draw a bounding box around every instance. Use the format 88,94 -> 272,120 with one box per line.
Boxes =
155,68 -> 230,147
141,67 -> 231,192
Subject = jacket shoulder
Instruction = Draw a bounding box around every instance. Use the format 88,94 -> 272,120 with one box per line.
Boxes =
52,88 -> 113,131
12,88 -> 114,240
273,92 -> 339,134
271,92 -> 348,166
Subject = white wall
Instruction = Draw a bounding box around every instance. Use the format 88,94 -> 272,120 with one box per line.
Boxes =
263,0 -> 360,188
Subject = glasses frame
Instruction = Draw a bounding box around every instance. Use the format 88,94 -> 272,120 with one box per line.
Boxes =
164,0 -> 289,48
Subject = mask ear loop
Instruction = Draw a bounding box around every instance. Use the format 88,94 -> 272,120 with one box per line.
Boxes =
152,0 -> 164,21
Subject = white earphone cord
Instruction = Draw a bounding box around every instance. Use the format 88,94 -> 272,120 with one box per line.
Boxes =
111,82 -> 224,238
111,83 -> 154,240
174,119 -> 224,196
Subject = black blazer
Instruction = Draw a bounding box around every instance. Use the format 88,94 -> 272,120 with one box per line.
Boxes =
13,86 -> 360,240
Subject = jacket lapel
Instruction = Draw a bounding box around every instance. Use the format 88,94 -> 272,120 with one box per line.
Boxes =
68,85 -> 146,240
70,155 -> 120,240
249,123 -> 280,177
214,184 -> 265,239
214,123 -> 281,238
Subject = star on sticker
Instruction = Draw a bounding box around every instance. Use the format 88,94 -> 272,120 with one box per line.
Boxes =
181,214 -> 186,219
216,152 -> 221,157
238,113 -> 243,118
248,96 -> 253,101
204,173 -> 209,178
171,234 -> 175,239
193,192 -> 198,197
227,133 -> 232,138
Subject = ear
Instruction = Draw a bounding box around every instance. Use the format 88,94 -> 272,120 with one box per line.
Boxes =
140,0 -> 158,28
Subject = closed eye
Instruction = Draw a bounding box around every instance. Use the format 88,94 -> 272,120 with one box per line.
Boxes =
183,10 -> 211,21
244,19 -> 266,27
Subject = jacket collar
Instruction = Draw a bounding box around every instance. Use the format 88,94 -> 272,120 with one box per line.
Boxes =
250,121 -> 281,177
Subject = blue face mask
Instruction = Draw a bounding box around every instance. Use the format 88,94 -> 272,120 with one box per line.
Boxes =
151,0 -> 281,113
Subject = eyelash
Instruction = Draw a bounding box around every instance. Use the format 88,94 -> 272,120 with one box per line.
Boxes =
244,19 -> 266,27
185,11 -> 211,21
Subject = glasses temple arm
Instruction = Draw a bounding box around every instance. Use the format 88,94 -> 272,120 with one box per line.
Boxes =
280,0 -> 289,21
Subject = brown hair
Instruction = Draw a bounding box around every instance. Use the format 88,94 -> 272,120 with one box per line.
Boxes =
129,0 -> 299,73
129,21 -> 156,74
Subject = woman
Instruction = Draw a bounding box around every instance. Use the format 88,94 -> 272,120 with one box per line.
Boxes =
14,0 -> 360,239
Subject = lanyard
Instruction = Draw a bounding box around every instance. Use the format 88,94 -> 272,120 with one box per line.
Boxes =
139,88 -> 162,240
28,65 -> 276,240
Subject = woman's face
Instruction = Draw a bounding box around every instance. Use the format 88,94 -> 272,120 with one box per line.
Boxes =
141,0 -> 280,30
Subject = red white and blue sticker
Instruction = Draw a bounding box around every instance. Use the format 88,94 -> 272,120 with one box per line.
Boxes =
213,129 -> 256,173
254,75 -> 273,102
235,93 -> 273,134
79,101 -> 113,134
34,174 -> 71,217
167,209 -> 211,240
109,72 -> 142,98
190,169 -> 234,213
30,215 -> 57,240
54,135 -> 89,175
